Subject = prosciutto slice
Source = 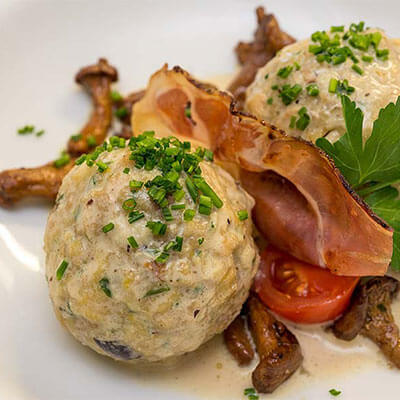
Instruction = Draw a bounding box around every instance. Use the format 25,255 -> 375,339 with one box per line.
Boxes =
132,65 -> 393,276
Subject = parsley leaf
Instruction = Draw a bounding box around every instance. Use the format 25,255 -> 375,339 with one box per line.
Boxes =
316,95 -> 400,270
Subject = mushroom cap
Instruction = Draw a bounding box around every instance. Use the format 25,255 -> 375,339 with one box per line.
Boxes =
75,58 -> 118,84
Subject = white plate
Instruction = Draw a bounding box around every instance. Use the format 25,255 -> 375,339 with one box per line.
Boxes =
0,1 -> 399,399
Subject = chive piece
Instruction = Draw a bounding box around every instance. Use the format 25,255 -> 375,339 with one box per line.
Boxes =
296,107 -> 311,131
99,277 -> 112,297
352,64 -> 364,75
271,84 -> 279,90
87,135 -> 97,147
155,251 -> 170,264
127,236 -> 138,249
56,260 -> 69,280
376,48 -> 389,60
371,32 -> 382,48
264,73 -> 269,79
96,161 -> 108,173
329,388 -> 341,396
279,84 -> 302,105
328,78 -> 338,93
174,189 -> 185,201
115,107 -> 128,119
110,90 -> 123,102
306,83 -> 319,96
237,210 -> 249,221
174,236 -> 183,251
128,211 -> 144,223
146,221 -> 167,235
199,195 -> 212,208
75,154 -> 87,165
171,203 -> 185,210
185,177 -> 198,202
330,25 -> 344,32
123,167 -> 130,174
54,151 -> 71,168
122,198 -> 136,211
70,133 -> 82,142
129,180 -> 143,191
204,149 -> 214,161
144,286 -> 170,297
244,388 -> 257,396
193,177 -> 223,208
362,55 -> 373,62
17,125 -> 35,135
36,129 -> 45,137
267,97 -> 273,105
102,222 -> 114,233
164,241 -> 176,252
198,237 -> 204,245
162,206 -> 174,221
289,116 -> 296,129
277,65 -> 293,78
184,209 -> 195,221
184,102 -> 192,118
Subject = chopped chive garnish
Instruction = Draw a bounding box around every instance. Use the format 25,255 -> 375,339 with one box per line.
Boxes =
162,206 -> 174,221
271,84 -> 279,90
264,73 -> 269,79
56,260 -> 69,280
306,83 -> 319,96
204,149 -> 214,161
174,236 -> 183,251
99,277 -> 112,297
102,222 -> 114,233
87,135 -> 96,147
36,129 -> 45,137
54,151 -> 71,168
75,154 -> 87,165
277,65 -> 293,78
146,221 -> 167,235
129,180 -> 143,191
237,210 -> 249,221
17,125 -> 35,135
267,97 -> 273,104
171,203 -> 185,210
362,55 -> 373,62
294,62 -> 301,70
70,133 -> 82,142
96,161 -> 108,173
115,107 -> 128,119
193,177 -> 223,208
329,388 -> 341,396
127,236 -> 138,248
330,25 -> 344,32
328,78 -> 338,93
122,198 -> 136,211
352,64 -> 363,75
184,209 -> 195,221
110,90 -> 123,102
376,48 -> 389,60
155,251 -> 169,264
198,237 -> 204,245
185,177 -> 198,202
164,241 -> 176,252
128,211 -> 144,223
123,167 -> 130,174
144,286 -> 170,297
174,189 -> 185,201
296,107 -> 311,131
279,84 -> 302,105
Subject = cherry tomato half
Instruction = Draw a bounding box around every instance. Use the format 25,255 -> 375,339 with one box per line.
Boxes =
254,246 -> 359,324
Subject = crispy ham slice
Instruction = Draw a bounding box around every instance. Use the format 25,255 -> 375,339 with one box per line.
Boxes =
132,65 -> 393,276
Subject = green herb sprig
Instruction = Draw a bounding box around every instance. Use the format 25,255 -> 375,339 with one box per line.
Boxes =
317,95 -> 400,270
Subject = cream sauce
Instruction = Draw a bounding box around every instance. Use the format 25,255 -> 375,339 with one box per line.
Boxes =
129,72 -> 400,399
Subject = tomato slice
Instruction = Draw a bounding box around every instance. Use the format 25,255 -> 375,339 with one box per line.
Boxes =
254,246 -> 359,324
